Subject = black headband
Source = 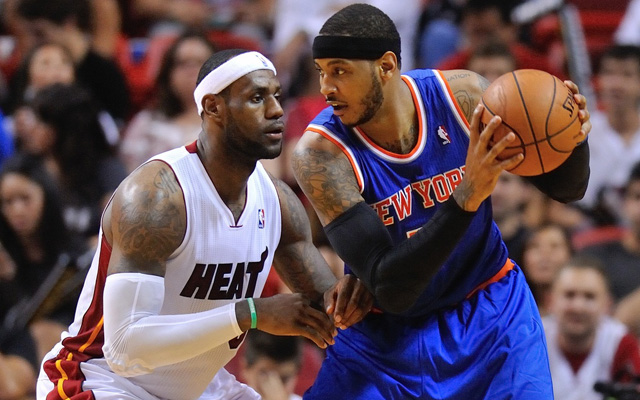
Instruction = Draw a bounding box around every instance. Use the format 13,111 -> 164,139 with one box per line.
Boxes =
312,35 -> 401,63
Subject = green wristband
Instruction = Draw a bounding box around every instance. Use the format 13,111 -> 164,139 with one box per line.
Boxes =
247,298 -> 257,329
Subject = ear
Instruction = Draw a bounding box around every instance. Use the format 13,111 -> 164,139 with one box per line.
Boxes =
202,94 -> 223,122
378,51 -> 399,81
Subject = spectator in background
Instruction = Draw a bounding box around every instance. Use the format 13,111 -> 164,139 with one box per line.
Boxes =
0,326 -> 37,400
437,0 -> 554,75
7,42 -> 75,114
6,42 -> 77,153
491,172 -> 533,267
466,40 -> 516,83
0,154 -> 87,360
120,31 -> 216,172
544,256 -> 640,400
16,0 -> 131,124
578,45 -> 640,224
240,331 -> 303,400
579,162 -> 640,303
28,83 -> 127,243
522,223 -> 573,315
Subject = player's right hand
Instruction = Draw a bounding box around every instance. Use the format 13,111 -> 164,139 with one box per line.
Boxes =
453,104 -> 524,212
254,294 -> 337,348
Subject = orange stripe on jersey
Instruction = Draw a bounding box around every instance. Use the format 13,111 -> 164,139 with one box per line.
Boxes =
435,70 -> 470,129
78,317 -> 104,353
466,259 -> 515,299
54,354 -> 73,400
305,126 -> 364,191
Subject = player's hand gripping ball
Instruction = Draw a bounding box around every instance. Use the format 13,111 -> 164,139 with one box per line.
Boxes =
480,69 -> 583,176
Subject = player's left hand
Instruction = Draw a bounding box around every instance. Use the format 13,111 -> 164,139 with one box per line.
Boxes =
564,80 -> 591,141
324,275 -> 373,330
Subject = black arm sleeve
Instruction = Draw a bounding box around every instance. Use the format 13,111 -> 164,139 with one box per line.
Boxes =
525,140 -> 590,203
324,197 -> 475,314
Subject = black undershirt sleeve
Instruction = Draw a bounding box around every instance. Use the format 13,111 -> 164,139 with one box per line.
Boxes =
324,197 -> 475,314
525,140 -> 590,203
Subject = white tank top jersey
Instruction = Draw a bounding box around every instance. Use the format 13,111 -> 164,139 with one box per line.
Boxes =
544,316 -> 628,400
38,142 -> 282,400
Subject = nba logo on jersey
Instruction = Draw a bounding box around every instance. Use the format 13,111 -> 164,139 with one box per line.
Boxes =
437,125 -> 451,145
258,209 -> 265,229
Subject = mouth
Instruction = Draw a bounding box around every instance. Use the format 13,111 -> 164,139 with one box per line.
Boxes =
264,124 -> 284,138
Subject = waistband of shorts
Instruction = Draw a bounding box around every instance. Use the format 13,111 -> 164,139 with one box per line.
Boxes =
465,258 -> 515,299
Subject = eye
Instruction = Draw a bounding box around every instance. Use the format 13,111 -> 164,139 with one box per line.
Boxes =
252,94 -> 264,103
333,67 -> 345,76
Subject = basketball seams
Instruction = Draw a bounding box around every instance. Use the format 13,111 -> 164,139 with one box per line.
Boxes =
512,71 -> 545,173
480,98 -> 526,169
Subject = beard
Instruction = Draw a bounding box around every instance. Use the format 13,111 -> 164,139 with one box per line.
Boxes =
345,67 -> 384,128
224,112 -> 282,161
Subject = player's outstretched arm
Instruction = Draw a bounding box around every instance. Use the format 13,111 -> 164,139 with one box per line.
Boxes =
270,177 -> 373,329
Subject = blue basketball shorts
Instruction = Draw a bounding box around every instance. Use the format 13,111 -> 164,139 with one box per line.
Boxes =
304,265 -> 553,400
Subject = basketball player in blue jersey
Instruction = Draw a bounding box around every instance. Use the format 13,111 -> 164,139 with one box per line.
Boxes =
292,4 -> 592,400
36,49 -> 372,400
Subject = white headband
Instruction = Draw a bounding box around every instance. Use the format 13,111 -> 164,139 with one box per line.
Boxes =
194,51 -> 277,114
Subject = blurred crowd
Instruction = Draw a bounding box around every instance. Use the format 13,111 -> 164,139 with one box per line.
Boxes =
0,0 -> 640,399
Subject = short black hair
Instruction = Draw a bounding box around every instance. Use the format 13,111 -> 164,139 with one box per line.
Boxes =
243,331 -> 302,368
318,3 -> 401,64
598,45 -> 640,74
17,0 -> 92,32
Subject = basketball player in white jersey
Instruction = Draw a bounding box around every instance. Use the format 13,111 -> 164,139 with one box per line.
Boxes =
36,49 -> 373,400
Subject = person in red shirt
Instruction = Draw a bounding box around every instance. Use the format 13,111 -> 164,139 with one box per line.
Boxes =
543,256 -> 640,400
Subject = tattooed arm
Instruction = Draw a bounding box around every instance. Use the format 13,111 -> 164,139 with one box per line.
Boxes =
271,177 -> 337,302
271,176 -> 373,328
100,162 -> 336,363
104,161 -> 186,277
442,69 -> 490,123
292,106 -> 522,313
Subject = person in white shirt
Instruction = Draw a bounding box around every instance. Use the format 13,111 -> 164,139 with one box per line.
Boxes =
544,256 -> 640,400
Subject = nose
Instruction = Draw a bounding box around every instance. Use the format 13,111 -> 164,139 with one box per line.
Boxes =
319,75 -> 336,97
266,95 -> 284,119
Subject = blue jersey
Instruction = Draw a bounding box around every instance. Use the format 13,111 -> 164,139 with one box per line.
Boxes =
307,69 -> 508,316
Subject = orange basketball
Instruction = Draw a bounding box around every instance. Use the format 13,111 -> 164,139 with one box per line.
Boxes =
480,69 -> 583,176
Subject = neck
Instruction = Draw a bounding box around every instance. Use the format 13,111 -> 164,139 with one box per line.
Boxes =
558,332 -> 595,355
19,234 -> 44,263
196,132 -> 254,207
607,107 -> 640,143
358,78 -> 417,154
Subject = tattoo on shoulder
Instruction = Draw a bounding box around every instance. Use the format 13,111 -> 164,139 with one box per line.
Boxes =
454,89 -> 473,121
154,168 -> 179,194
292,147 -> 361,222
118,169 -> 185,265
447,72 -> 472,82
